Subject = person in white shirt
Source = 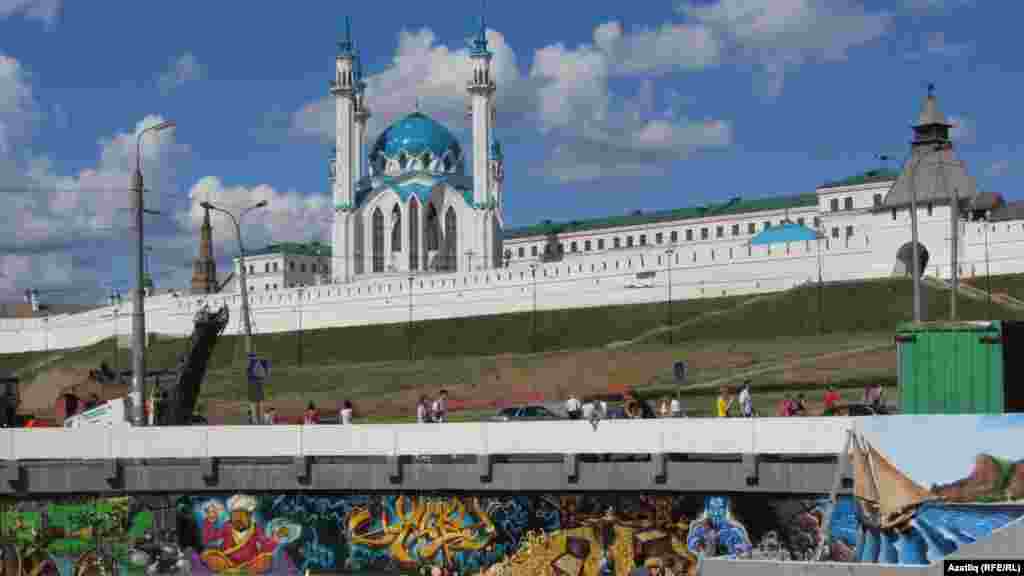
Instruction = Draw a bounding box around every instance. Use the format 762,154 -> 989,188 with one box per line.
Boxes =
566,394 -> 582,420
738,381 -> 754,418
432,390 -> 449,423
670,395 -> 683,418
599,400 -> 608,419
417,396 -> 431,423
339,400 -> 353,425
581,399 -> 595,421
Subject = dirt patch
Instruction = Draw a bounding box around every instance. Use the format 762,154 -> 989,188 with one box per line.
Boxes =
782,348 -> 895,384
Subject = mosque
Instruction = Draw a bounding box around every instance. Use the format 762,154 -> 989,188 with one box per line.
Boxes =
328,17 -> 504,282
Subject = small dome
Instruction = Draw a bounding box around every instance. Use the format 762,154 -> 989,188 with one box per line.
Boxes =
369,112 -> 463,176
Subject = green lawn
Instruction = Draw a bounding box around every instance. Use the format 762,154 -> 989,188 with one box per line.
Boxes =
662,277 -> 1020,343
963,273 -> 1024,300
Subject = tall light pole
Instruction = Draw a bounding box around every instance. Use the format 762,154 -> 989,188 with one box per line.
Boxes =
407,274 -> 414,361
130,119 -> 175,427
665,247 -> 675,345
909,153 -> 923,323
817,224 -> 825,335
529,263 -> 538,353
201,199 -> 268,421
296,285 -> 305,366
110,291 -> 122,380
985,210 -> 992,316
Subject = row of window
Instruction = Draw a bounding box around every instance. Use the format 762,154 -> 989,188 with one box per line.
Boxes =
514,217 -> 824,258
891,203 -> 935,220
830,194 -> 886,212
246,261 -> 326,275
249,282 -> 309,292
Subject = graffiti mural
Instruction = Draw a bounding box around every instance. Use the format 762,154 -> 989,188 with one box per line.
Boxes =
853,414 -> 1024,565
0,495 -> 187,576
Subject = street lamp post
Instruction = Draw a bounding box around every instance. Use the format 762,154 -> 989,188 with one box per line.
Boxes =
407,274 -> 414,361
529,263 -> 538,353
817,224 -> 825,335
985,210 -> 992,316
665,248 -> 675,345
130,119 -> 175,427
110,292 -> 122,380
201,200 -> 268,422
296,285 -> 305,367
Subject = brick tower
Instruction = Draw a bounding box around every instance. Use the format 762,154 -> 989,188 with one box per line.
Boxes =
190,205 -> 218,293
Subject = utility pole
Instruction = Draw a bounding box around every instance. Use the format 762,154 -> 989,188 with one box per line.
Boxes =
951,186 -> 959,321
665,248 -> 675,344
130,120 -> 175,427
296,285 -> 304,366
202,200 -> 268,423
529,263 -> 538,353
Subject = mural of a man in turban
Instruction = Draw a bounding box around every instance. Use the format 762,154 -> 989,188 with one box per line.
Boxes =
199,495 -> 290,573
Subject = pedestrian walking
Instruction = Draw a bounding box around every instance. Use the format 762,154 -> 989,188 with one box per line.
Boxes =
339,400 -> 353,425
263,406 -> 277,425
303,402 -> 319,425
432,390 -> 449,423
581,397 -> 595,421
823,384 -> 841,416
716,386 -> 734,418
670,393 -> 684,418
738,380 -> 754,418
417,395 -> 431,423
658,398 -> 670,418
566,393 -> 582,420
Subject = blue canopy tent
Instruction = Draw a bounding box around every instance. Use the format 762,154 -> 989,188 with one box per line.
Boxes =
749,222 -> 820,245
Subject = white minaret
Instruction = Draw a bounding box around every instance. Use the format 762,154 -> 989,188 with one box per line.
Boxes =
353,51 -> 370,186
331,18 -> 357,283
467,11 -> 496,269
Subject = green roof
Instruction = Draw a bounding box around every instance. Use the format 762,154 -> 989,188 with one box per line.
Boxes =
248,241 -> 332,258
504,193 -> 818,239
819,169 -> 900,189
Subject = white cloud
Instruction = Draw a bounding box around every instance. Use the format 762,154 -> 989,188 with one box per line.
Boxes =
948,114 -> 974,145
0,0 -> 59,25
986,160 -> 1009,178
680,0 -> 892,97
294,22 -> 731,183
158,52 -> 205,95
178,176 -> 331,258
0,53 -> 38,155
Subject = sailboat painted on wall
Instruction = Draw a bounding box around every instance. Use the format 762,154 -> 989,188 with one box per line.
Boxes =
851,415 -> 1024,564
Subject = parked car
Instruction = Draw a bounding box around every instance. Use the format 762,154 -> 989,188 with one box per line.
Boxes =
491,405 -> 562,422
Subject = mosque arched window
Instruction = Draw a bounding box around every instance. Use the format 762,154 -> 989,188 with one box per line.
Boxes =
444,207 -> 457,271
391,205 -> 402,252
409,198 -> 420,271
372,208 -> 385,273
426,204 -> 440,251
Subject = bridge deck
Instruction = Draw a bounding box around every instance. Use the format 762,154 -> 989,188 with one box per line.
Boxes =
0,419 -> 855,495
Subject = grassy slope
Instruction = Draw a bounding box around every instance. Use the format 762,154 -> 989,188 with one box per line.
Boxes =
7,276 -> 1019,422
963,273 -> 1024,300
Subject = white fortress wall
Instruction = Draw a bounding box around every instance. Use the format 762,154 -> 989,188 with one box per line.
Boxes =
5,214 -> 1024,355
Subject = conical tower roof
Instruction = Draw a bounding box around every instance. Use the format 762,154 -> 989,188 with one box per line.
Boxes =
916,84 -> 951,127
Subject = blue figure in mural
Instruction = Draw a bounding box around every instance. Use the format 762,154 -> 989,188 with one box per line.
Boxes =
686,496 -> 752,558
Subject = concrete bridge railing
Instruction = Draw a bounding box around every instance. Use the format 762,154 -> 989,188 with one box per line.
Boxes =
0,418 -> 854,461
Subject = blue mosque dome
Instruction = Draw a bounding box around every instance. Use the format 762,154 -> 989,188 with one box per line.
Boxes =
369,112 -> 464,176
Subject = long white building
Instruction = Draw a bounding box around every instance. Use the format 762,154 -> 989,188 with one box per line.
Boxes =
2,57 -> 1021,353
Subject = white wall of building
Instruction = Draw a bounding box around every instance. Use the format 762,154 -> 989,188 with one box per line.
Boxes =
3,197 -> 1022,354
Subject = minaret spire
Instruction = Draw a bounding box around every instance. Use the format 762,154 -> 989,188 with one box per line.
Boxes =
338,16 -> 354,55
471,0 -> 490,55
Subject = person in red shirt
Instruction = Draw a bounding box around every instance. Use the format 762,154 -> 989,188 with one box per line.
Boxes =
823,385 -> 841,416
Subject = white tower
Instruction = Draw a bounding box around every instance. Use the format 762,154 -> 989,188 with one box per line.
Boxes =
353,52 -> 370,186
331,18 -> 357,283
467,10 -> 497,269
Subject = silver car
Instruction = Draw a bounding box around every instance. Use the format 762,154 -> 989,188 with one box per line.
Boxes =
491,405 -> 561,422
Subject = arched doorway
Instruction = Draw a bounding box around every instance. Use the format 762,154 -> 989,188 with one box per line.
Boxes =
408,198 -> 420,271
391,204 -> 402,264
444,207 -> 457,271
425,203 -> 440,270
372,207 -> 384,273
896,241 -> 929,277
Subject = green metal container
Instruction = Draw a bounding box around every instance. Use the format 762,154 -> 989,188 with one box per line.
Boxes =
895,320 -> 1024,415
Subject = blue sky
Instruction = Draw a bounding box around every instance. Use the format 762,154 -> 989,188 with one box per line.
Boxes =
0,0 -> 1019,303
860,414 -> 1024,487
